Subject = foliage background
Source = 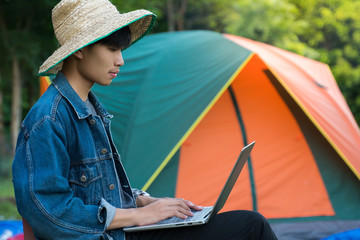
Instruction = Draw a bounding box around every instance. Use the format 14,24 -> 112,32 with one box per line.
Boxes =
0,0 -> 359,219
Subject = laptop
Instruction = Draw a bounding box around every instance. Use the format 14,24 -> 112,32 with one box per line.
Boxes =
123,141 -> 255,232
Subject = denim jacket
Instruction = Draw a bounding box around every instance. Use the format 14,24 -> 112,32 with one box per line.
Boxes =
13,73 -> 136,240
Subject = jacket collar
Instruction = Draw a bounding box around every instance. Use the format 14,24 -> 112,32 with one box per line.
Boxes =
52,72 -> 112,119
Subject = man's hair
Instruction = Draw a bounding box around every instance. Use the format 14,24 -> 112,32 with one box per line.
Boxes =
92,25 -> 131,50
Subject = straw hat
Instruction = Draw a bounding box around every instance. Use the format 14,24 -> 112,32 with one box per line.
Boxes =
38,0 -> 156,76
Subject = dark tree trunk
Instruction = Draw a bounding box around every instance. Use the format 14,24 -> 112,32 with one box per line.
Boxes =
11,57 -> 22,154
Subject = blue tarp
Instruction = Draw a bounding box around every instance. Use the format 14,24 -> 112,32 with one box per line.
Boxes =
0,221 -> 22,240
322,228 -> 360,240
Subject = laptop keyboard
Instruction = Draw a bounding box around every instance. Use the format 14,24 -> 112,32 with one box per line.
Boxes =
157,208 -> 211,225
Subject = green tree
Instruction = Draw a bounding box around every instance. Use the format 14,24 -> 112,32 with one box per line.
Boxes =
0,0 -> 57,155
290,0 -> 360,124
225,0 -> 319,58
112,0 -> 235,32
223,0 -> 360,125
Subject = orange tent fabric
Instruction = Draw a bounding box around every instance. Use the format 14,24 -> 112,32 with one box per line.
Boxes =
225,34 -> 360,180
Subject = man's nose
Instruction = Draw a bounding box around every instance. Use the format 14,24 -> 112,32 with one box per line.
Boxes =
115,51 -> 124,67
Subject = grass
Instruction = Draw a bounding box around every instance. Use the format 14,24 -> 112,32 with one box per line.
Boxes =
0,155 -> 21,220
0,178 -> 21,220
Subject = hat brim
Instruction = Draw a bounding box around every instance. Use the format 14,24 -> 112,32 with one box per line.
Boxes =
39,10 -> 156,76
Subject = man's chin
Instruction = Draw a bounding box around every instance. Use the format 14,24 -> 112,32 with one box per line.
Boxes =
98,80 -> 112,86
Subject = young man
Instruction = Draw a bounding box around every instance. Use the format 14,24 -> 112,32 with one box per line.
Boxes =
12,0 -> 278,239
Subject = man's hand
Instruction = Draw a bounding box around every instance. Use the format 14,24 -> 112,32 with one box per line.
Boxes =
107,197 -> 203,230
135,197 -> 203,226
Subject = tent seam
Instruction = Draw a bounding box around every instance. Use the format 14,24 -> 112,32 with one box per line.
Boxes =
228,85 -> 257,211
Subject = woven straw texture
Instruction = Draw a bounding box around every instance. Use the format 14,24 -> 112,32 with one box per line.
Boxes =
39,0 -> 156,75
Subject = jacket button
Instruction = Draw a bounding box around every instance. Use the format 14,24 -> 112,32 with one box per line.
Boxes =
80,175 -> 87,182
109,184 -> 115,190
101,148 -> 107,154
90,119 -> 96,125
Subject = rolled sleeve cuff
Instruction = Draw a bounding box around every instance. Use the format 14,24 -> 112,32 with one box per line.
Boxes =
98,198 -> 116,230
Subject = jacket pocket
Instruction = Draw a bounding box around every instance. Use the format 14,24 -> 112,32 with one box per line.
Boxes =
69,162 -> 103,205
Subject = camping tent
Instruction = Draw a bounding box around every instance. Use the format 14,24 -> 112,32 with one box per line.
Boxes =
40,30 -> 360,239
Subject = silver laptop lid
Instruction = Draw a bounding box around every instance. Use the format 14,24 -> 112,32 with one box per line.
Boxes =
208,141 -> 255,220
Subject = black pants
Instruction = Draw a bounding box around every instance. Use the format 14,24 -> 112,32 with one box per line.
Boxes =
126,210 -> 278,240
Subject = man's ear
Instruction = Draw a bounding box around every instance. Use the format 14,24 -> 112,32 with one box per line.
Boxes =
73,48 -> 84,59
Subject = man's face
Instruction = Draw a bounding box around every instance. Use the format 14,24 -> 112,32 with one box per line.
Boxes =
77,44 -> 124,86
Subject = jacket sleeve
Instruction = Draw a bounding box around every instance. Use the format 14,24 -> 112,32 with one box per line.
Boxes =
132,188 -> 151,200
12,118 -> 116,239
